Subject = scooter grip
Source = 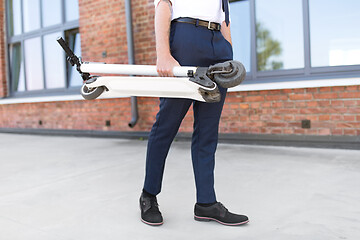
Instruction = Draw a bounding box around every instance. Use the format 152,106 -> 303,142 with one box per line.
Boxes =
56,37 -> 75,58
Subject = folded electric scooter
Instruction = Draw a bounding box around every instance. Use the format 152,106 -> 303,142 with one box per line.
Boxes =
57,37 -> 245,103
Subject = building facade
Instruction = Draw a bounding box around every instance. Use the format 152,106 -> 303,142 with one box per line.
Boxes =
0,0 -> 359,148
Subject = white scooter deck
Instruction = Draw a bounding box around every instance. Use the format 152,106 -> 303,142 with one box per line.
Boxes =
85,76 -> 217,102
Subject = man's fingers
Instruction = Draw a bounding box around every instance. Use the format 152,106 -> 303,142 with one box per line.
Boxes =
157,67 -> 174,77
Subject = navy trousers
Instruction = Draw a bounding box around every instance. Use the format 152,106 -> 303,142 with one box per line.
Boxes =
143,21 -> 233,203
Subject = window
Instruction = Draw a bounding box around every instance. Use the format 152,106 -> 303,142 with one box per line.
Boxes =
255,0 -> 304,71
230,0 -> 251,72
230,0 -> 360,81
309,0 -> 360,67
6,0 -> 80,96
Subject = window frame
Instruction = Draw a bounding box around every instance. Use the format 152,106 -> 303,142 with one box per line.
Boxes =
5,0 -> 80,98
230,0 -> 360,83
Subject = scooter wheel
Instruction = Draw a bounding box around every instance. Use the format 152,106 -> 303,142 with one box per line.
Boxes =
213,61 -> 246,88
81,84 -> 105,100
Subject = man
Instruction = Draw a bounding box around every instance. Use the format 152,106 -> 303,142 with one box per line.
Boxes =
139,0 -> 249,226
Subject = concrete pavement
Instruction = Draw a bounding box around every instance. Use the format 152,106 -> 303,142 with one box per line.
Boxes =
0,133 -> 360,240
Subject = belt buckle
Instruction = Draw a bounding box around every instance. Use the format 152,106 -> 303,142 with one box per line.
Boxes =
207,21 -> 214,30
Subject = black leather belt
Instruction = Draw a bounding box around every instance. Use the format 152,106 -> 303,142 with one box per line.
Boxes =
172,17 -> 221,31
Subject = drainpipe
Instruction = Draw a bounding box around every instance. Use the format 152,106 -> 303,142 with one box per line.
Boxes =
125,0 -> 139,128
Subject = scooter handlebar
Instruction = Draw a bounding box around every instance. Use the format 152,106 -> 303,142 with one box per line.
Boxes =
57,37 -> 76,59
80,62 -> 197,77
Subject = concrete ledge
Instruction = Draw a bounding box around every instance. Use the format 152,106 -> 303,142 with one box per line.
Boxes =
0,128 -> 359,150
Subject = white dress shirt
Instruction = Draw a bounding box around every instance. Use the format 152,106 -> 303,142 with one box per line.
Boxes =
154,0 -> 228,24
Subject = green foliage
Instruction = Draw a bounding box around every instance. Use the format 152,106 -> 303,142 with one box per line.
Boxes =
256,22 -> 283,71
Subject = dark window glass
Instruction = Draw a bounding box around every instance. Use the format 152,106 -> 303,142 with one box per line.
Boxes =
9,43 -> 25,92
8,0 -> 22,36
309,0 -> 360,67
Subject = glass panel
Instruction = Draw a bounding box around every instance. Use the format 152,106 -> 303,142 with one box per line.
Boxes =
309,0 -> 360,67
65,0 -> 79,22
23,0 -> 41,32
255,0 -> 304,71
42,0 -> 62,27
8,0 -> 22,36
68,31 -> 83,87
230,0 -> 251,72
44,32 -> 66,89
24,37 -> 44,90
9,43 -> 25,92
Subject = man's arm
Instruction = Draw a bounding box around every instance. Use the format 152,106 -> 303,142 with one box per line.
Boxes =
155,0 -> 180,77
221,21 -> 232,46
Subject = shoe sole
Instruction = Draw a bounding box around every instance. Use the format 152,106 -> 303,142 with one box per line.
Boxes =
194,215 -> 249,226
141,218 -> 163,226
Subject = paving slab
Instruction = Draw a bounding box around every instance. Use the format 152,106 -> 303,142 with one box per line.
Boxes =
0,133 -> 359,240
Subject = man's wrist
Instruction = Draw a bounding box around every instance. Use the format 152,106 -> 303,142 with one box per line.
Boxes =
156,49 -> 172,59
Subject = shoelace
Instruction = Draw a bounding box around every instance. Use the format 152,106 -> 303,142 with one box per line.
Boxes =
143,197 -> 159,212
218,202 -> 229,212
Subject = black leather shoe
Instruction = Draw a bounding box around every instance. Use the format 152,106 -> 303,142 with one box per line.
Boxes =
139,193 -> 163,226
194,202 -> 249,226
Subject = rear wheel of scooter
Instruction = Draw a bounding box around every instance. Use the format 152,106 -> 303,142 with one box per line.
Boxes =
81,84 -> 105,100
212,61 -> 246,88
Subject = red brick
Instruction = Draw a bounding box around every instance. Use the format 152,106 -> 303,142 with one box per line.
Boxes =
289,94 -> 313,100
345,86 -> 358,91
244,96 -> 265,102
319,115 -> 330,121
251,103 -> 261,109
336,122 -> 360,128
272,102 -> 284,108
319,87 -> 332,92
339,92 -> 360,99
332,86 -> 345,92
314,93 -> 338,99
305,88 -> 318,93
344,129 -> 357,135
265,95 -> 288,101
344,115 -> 356,121
343,100 -> 358,106
261,102 -> 271,108
318,129 -> 331,135
332,129 -> 343,135
307,101 -> 318,107
295,102 -> 307,108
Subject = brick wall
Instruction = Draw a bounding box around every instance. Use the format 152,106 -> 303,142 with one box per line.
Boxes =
79,0 -> 128,64
0,0 -> 359,138
0,86 -> 359,136
0,0 -> 8,98
220,87 -> 360,136
132,0 -> 157,65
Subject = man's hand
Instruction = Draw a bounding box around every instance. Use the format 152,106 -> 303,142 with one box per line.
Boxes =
155,0 -> 179,77
221,21 -> 232,46
156,53 -> 180,77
